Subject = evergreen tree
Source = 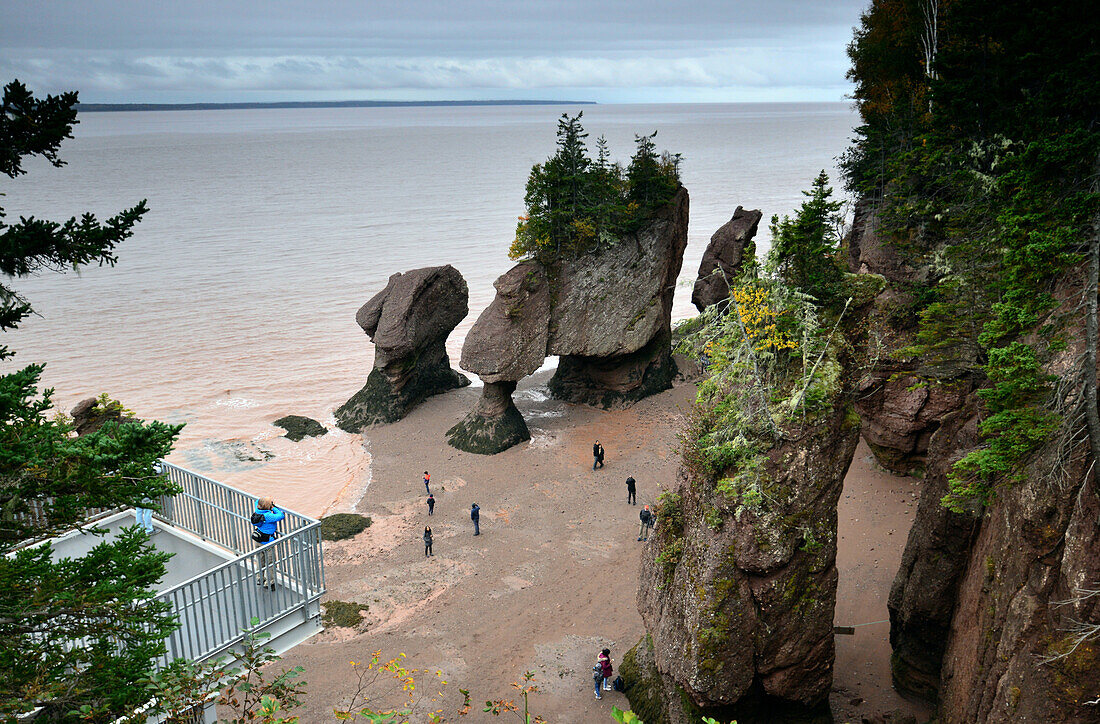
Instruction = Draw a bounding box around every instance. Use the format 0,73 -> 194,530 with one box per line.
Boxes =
767,171 -> 845,306
0,80 -> 183,721
511,116 -> 680,262
627,130 -> 676,210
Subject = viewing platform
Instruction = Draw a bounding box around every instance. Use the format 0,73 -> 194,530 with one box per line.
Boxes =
43,462 -> 325,689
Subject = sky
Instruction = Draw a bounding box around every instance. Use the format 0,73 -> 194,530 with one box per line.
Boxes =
0,0 -> 869,104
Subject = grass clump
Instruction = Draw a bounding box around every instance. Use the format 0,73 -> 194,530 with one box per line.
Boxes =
320,513 -> 372,541
322,600 -> 369,628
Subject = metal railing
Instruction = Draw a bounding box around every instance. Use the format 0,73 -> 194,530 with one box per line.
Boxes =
152,462 -> 325,665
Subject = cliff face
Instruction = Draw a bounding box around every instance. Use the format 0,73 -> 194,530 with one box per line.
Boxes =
854,206 -> 1100,719
449,188 -> 689,454
631,285 -> 875,722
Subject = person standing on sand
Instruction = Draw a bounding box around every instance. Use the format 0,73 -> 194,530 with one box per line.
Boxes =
638,505 -> 653,541
598,649 -> 614,692
423,526 -> 433,557
625,476 -> 636,505
423,471 -> 431,495
471,502 -> 480,536
593,440 -> 605,470
427,493 -> 435,516
592,663 -> 604,699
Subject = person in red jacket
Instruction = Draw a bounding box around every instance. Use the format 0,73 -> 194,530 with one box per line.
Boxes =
598,648 -> 613,692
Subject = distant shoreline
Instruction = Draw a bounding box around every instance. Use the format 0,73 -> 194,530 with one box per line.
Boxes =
75,99 -> 597,113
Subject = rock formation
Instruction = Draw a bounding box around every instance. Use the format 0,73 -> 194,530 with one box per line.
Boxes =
71,396 -> 136,436
628,283 -> 876,723
336,265 -> 469,431
691,206 -> 762,311
847,199 -> 976,476
887,399 -> 982,702
449,187 -> 689,454
273,415 -> 327,442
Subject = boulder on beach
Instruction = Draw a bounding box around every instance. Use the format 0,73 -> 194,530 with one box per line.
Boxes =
274,415 -> 327,442
336,265 -> 470,432
691,205 -> 761,311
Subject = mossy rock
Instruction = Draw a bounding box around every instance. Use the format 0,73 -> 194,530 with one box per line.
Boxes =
320,513 -> 372,541
446,405 -> 530,455
335,355 -> 469,432
322,600 -> 369,628
274,415 -> 328,442
620,635 -> 669,724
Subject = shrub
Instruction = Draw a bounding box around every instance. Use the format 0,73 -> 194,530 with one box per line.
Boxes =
320,513 -> 372,541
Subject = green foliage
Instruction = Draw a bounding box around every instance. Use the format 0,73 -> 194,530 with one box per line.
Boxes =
144,621 -> 306,724
611,708 -> 644,723
319,513 -> 372,541
0,367 -> 183,721
610,710 -> 738,724
0,80 -> 148,360
511,113 -> 680,263
0,80 -> 182,722
843,1 -> 1100,509
676,261 -> 849,484
766,171 -> 846,306
483,670 -> 545,723
0,365 -> 182,544
218,625 -> 307,724
2,528 -> 177,721
943,343 -> 1059,511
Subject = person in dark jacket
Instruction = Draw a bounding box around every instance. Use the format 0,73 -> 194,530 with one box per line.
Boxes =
253,497 -> 285,589
471,503 -> 480,536
625,476 -> 636,505
427,493 -> 435,516
593,441 -> 604,470
423,526 -> 433,556
638,505 -> 653,541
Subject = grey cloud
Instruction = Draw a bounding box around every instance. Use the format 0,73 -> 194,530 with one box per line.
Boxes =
0,0 -> 866,101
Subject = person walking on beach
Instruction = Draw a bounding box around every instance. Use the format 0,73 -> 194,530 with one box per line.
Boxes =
423,471 -> 431,495
471,502 -> 481,536
625,476 -> 636,505
252,497 -> 285,590
598,649 -> 614,692
427,493 -> 435,516
638,505 -> 653,541
423,526 -> 433,557
593,440 -> 605,470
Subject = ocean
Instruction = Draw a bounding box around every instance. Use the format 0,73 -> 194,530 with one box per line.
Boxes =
1,102 -> 857,515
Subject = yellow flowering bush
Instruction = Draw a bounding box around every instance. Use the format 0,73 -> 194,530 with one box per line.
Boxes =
731,285 -> 798,354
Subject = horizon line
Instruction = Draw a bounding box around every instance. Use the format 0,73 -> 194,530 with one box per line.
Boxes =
75,99 -> 599,112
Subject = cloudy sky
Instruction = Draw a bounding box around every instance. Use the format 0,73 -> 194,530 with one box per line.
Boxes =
1,0 -> 868,104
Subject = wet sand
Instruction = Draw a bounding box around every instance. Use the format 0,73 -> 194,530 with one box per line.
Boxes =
281,372 -> 929,722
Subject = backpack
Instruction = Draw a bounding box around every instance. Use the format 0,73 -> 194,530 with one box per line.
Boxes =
612,676 -> 625,692
250,511 -> 265,526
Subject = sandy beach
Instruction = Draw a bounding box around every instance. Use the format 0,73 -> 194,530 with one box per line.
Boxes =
280,370 -> 930,722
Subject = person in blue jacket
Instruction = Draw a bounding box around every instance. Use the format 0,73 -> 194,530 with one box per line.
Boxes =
470,503 -> 480,536
253,497 -> 285,590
